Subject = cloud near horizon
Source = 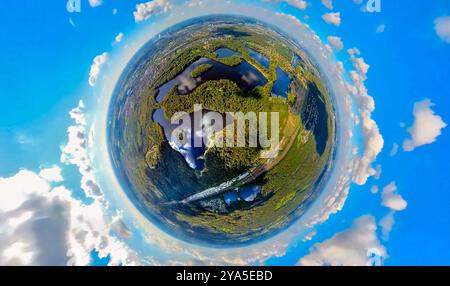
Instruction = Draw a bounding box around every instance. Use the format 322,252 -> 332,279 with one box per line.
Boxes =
299,215 -> 386,266
0,101 -> 139,266
88,52 -> 107,87
327,36 -> 344,51
134,0 -> 173,22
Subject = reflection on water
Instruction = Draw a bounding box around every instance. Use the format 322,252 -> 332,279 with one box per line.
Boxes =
156,57 -> 267,103
246,47 -> 270,69
153,109 -> 234,170
271,66 -> 290,99
240,185 -> 262,202
224,185 -> 262,206
216,48 -> 240,59
224,191 -> 238,206
301,82 -> 329,156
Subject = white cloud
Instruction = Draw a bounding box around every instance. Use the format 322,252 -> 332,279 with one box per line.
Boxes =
187,0 -> 204,7
321,0 -> 333,9
285,0 -> 308,10
381,182 -> 407,212
322,12 -> 341,27
403,99 -> 447,151
115,32 -> 124,43
134,0 -> 173,22
88,0 -> 102,7
0,169 -> 138,265
0,100 -> 140,265
379,211 -> 395,240
327,36 -> 343,51
265,0 -> 308,10
303,230 -> 317,242
88,52 -> 107,87
304,159 -> 355,229
61,101 -> 102,199
347,48 -> 384,186
378,182 -> 406,241
390,143 -> 399,157
434,16 -> 450,43
376,24 -> 385,33
39,166 -> 63,183
299,215 -> 386,266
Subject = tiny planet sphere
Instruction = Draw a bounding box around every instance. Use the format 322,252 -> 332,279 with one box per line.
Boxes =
108,15 -> 335,246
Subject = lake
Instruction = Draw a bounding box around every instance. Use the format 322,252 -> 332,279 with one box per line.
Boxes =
152,108 -> 234,170
224,185 -> 262,206
156,57 -> 267,103
216,47 -> 240,59
271,66 -> 290,99
246,47 -> 270,69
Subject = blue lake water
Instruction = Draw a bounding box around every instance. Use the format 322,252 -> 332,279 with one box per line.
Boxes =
271,67 -> 290,99
240,185 -> 262,202
156,57 -> 267,103
216,48 -> 240,59
224,191 -> 238,206
224,185 -> 262,206
246,47 -> 270,69
152,109 -> 234,171
301,82 -> 329,156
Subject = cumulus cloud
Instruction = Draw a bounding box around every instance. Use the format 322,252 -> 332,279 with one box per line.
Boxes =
0,100 -> 140,265
434,16 -> 450,43
381,182 -> 407,212
133,0 -> 173,22
89,0 -> 102,7
305,161 -> 353,228
265,0 -> 308,10
327,36 -> 343,51
88,52 -> 107,87
115,32 -> 124,43
322,12 -> 341,27
321,0 -> 333,9
347,48 -> 384,186
379,182 -> 407,240
39,166 -> 63,183
0,168 -> 137,266
61,101 -> 102,199
299,215 -> 386,266
379,211 -> 395,240
403,99 -> 447,152
284,0 -> 308,10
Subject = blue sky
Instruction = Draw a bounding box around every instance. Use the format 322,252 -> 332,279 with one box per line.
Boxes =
0,0 -> 449,266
